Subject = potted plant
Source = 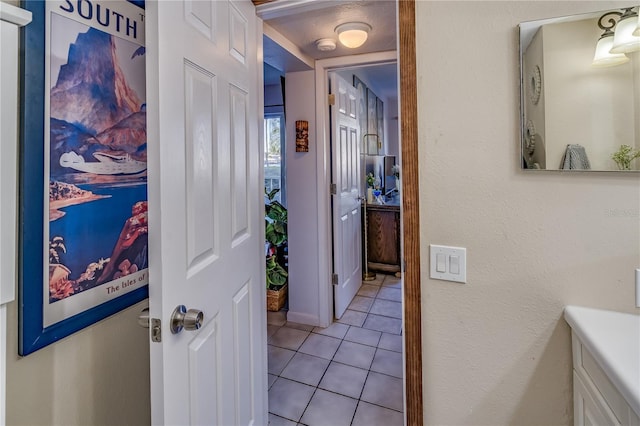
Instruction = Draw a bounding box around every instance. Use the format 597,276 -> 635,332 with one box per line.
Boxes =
265,188 -> 288,311
365,172 -> 375,203
611,145 -> 640,171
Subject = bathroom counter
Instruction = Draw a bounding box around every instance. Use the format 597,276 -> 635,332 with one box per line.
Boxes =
564,305 -> 640,418
366,193 -> 400,209
365,202 -> 400,211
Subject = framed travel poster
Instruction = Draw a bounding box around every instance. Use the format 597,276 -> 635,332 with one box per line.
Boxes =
20,0 -> 148,355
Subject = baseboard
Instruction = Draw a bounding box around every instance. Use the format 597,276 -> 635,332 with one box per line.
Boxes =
286,311 -> 328,328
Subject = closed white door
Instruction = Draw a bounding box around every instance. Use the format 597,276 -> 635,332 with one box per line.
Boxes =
146,1 -> 266,424
330,72 -> 362,319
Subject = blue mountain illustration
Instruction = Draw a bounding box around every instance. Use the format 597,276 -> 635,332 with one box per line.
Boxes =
51,28 -> 142,135
49,27 -> 146,178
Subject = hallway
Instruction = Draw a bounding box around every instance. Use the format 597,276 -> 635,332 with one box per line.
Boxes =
267,274 -> 404,426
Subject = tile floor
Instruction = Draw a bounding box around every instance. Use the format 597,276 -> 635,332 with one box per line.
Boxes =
267,274 -> 404,426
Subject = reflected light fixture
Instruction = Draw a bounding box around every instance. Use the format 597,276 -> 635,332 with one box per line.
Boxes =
592,11 -> 630,67
610,7 -> 640,54
634,8 -> 640,36
335,22 -> 371,49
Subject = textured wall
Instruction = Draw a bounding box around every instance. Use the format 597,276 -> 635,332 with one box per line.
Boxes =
6,301 -> 150,425
285,70 -> 323,325
416,1 -> 640,425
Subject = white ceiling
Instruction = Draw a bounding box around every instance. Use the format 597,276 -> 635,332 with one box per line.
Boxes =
259,0 -> 398,101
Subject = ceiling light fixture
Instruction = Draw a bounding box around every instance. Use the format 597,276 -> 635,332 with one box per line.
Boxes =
335,22 -> 371,49
316,38 -> 337,51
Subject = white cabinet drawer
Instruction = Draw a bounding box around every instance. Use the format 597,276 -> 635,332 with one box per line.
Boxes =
574,371 -> 620,426
573,332 -> 640,426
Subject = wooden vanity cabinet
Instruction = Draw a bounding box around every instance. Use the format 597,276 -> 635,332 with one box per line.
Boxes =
364,204 -> 401,274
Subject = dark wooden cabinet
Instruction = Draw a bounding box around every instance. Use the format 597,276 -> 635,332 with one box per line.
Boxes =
364,204 -> 401,274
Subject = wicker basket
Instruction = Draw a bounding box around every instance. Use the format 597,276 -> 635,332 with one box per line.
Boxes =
266,283 -> 287,312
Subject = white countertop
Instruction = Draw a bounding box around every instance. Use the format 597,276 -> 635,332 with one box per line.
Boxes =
564,305 -> 640,417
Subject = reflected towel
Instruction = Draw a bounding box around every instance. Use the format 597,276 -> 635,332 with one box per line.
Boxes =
560,144 -> 591,170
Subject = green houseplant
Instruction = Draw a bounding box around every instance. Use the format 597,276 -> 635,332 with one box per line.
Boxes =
265,188 -> 288,311
611,145 -> 640,171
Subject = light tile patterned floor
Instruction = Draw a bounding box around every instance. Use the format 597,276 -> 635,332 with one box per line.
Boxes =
267,274 -> 404,426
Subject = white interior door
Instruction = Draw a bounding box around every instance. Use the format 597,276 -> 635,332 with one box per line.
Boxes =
146,1 -> 266,424
330,72 -> 362,319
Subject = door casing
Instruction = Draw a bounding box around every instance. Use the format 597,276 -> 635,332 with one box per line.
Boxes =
314,50 -> 399,327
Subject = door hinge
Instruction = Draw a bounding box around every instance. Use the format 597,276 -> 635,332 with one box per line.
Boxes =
328,94 -> 335,106
151,318 -> 162,342
330,183 -> 337,195
332,273 -> 339,285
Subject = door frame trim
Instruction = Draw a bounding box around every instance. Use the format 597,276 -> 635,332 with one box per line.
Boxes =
398,1 -> 423,423
314,50 -> 399,327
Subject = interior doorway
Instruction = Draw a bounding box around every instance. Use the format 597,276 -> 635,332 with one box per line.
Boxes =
257,1 -> 422,423
263,52 -> 405,423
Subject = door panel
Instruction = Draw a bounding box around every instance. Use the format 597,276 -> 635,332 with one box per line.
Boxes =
147,1 -> 265,424
230,85 -> 249,241
331,72 -> 362,319
185,62 -> 217,268
188,319 -> 219,424
232,283 -> 252,424
185,0 -> 215,40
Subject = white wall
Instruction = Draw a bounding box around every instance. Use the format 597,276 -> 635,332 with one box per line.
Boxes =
416,1 -> 640,425
284,70 -> 322,325
6,301 -> 150,425
2,1 -> 150,423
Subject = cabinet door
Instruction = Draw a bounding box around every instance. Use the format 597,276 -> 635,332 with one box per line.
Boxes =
367,209 -> 399,266
574,372 -> 620,426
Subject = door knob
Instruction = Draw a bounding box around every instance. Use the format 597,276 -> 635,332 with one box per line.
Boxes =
170,305 -> 204,334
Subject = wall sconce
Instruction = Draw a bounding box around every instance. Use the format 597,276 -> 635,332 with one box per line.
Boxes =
592,7 -> 640,67
610,7 -> 640,54
335,22 -> 371,49
592,11 -> 630,67
295,120 -> 309,152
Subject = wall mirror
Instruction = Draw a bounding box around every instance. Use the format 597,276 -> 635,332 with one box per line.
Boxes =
519,6 -> 640,172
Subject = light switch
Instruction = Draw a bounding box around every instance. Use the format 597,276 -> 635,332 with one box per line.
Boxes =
429,244 -> 467,283
450,255 -> 460,274
436,253 -> 446,273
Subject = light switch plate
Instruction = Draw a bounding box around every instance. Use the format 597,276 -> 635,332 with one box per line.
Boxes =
430,244 -> 467,283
